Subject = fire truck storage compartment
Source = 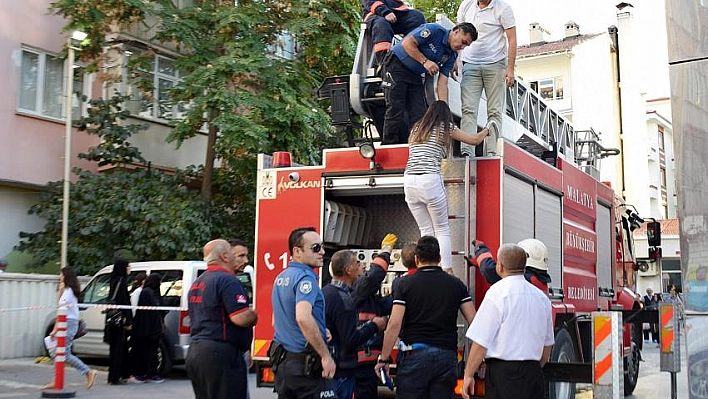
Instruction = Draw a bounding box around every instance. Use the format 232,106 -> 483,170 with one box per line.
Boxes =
501,171 -> 563,292
322,158 -> 473,270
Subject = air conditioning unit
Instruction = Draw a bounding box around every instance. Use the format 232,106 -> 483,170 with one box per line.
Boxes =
638,261 -> 659,276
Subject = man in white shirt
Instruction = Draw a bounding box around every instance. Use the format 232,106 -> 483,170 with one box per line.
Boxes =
456,0 -> 516,156
461,244 -> 554,399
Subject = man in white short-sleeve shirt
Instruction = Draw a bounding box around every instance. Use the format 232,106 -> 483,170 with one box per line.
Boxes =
456,0 -> 516,156
461,243 -> 554,399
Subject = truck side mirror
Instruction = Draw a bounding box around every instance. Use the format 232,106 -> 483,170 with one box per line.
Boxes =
647,221 -> 662,247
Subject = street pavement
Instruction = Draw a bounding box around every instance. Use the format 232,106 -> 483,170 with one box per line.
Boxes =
0,340 -> 690,399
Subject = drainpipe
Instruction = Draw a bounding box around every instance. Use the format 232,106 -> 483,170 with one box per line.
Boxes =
608,25 -> 627,200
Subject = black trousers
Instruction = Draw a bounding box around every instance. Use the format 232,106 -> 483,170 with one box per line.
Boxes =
186,340 -> 247,399
274,356 -> 335,399
485,358 -> 546,399
107,326 -> 130,383
353,362 -> 378,399
382,56 -> 426,145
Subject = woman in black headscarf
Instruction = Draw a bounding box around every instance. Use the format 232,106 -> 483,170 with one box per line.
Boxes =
131,273 -> 166,383
105,258 -> 133,385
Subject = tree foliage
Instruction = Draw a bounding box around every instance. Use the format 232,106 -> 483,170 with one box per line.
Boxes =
31,0 -> 364,272
17,169 -> 232,274
413,0 -> 461,23
76,93 -> 148,167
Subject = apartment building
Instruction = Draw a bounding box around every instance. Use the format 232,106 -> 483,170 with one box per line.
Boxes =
0,1 -> 207,270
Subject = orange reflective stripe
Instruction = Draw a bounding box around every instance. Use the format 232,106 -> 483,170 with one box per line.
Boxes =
369,1 -> 384,13
373,42 -> 392,52
475,252 -> 493,264
372,257 -> 389,271
358,349 -> 381,363
594,353 -> 612,384
359,312 -> 377,322
394,5 -> 408,10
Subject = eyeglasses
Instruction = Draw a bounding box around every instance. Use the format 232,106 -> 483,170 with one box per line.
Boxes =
299,243 -> 323,253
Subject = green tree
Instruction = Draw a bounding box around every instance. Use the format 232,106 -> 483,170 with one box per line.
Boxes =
17,94 -> 236,274
77,93 -> 148,167
17,169 -> 230,274
50,0 -> 361,201
413,0 -> 461,22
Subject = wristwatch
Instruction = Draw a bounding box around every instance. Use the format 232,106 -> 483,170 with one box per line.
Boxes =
377,355 -> 391,364
421,58 -> 428,66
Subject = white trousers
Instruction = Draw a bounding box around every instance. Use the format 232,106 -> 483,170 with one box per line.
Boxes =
404,173 -> 451,269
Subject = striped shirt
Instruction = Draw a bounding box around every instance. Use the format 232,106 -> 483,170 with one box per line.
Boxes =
405,122 -> 455,175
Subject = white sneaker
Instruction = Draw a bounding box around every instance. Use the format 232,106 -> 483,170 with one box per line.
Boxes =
484,120 -> 500,156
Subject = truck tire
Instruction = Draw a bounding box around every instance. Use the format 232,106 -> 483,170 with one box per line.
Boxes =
548,329 -> 576,399
157,338 -> 173,376
624,323 -> 641,395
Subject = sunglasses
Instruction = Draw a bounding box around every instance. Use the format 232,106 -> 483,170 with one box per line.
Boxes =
299,243 -> 323,253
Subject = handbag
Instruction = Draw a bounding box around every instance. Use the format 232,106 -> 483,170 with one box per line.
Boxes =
103,278 -> 125,328
75,319 -> 88,339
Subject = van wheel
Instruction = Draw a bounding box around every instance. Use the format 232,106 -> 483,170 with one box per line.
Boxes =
548,329 -> 576,399
624,323 -> 641,395
157,339 -> 173,376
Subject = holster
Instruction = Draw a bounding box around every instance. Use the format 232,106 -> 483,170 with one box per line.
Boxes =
268,341 -> 286,372
304,352 -> 323,377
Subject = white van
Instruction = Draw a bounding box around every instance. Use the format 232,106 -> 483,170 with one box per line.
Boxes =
43,260 -> 254,375
68,261 -> 207,375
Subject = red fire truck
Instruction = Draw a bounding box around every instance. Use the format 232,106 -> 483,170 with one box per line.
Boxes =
251,15 -> 651,399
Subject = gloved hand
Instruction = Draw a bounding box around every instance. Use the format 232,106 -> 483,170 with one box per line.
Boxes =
381,233 -> 398,253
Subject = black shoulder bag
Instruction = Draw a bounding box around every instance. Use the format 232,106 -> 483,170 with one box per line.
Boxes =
104,278 -> 126,328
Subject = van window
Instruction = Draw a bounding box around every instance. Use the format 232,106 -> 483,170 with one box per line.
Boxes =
236,272 -> 253,303
80,271 -> 143,303
157,270 -> 183,307
80,274 -> 112,303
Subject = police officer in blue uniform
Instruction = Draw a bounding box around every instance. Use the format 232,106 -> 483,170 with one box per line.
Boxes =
382,22 -> 478,144
186,239 -> 258,399
271,227 -> 336,399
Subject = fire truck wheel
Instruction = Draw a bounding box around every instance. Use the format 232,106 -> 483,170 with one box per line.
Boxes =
548,329 -> 576,399
623,323 -> 641,395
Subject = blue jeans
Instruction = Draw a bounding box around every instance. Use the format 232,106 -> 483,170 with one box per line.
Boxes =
64,318 -> 90,375
395,346 -> 457,399
460,59 -> 507,156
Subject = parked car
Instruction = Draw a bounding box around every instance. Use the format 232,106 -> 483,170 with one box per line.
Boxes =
41,261 -> 254,375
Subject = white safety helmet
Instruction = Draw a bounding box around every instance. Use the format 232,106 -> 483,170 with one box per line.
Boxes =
517,239 -> 549,271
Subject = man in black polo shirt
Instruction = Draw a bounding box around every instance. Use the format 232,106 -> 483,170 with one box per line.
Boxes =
186,239 -> 258,399
375,236 -> 476,399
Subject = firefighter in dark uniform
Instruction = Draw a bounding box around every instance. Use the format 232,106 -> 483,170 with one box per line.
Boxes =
351,234 -> 397,399
186,239 -> 258,399
362,0 -> 425,72
324,250 -> 387,399
467,239 -> 551,294
382,22 -> 477,144
271,227 -> 336,399
375,236 -> 476,399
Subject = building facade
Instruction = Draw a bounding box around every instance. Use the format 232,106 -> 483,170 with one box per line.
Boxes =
514,2 -> 678,295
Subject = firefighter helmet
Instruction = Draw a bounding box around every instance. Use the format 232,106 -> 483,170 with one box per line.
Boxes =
517,239 -> 549,271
